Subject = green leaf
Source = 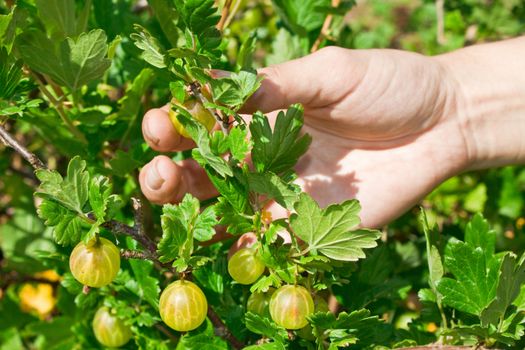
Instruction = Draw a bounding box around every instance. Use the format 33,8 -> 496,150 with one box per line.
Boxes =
481,252 -> 525,327
149,0 -> 180,47
465,213 -> 496,263
290,193 -> 381,261
157,194 -> 217,266
193,205 -> 218,241
88,175 -> 111,221
37,199 -> 84,246
436,239 -> 501,316
309,309 -> 384,346
209,70 -> 262,110
237,32 -> 257,70
180,333 -> 229,350
131,24 -> 166,68
35,0 -> 76,39
0,48 -> 24,100
17,29 -> 111,90
174,0 -> 221,57
129,257 -> 161,310
206,168 -> 248,214
250,273 -> 282,293
174,108 -> 232,177
215,197 -> 253,234
36,156 -> 89,214
0,6 -> 25,52
158,206 -> 192,264
271,0 -> 329,35
250,105 -> 312,174
228,127 -> 251,162
247,171 -> 300,210
266,28 -> 307,65
245,312 -> 288,343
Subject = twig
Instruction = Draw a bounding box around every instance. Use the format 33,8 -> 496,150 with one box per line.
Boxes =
0,124 -> 46,170
436,0 -> 446,45
207,307 -> 244,349
154,323 -> 179,343
132,198 -> 145,237
101,220 -> 157,257
222,0 -> 242,30
311,0 -> 341,53
121,249 -> 150,260
217,0 -> 233,31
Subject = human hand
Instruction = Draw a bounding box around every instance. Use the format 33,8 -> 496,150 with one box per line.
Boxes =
139,46 -> 469,227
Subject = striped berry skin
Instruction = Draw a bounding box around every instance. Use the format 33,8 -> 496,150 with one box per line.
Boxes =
269,285 -> 315,329
92,307 -> 132,348
159,280 -> 208,332
69,237 -> 120,288
228,248 -> 265,285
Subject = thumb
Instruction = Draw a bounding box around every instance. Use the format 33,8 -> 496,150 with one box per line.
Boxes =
241,47 -> 347,113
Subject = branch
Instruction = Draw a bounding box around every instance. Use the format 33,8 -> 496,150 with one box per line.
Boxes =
154,323 -> 179,343
101,219 -> 157,257
120,249 -> 150,260
207,307 -> 244,350
0,124 -> 46,170
132,198 -> 146,237
217,0 -> 233,31
311,0 -> 341,53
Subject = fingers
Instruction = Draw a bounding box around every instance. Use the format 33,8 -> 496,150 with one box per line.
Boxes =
142,107 -> 195,152
139,155 -> 218,205
241,46 -> 356,113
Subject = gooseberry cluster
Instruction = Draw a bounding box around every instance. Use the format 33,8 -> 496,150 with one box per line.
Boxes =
226,233 -> 327,331
68,229 -> 327,347
65,99 -> 325,346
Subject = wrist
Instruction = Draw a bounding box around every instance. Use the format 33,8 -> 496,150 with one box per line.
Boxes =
434,37 -> 525,171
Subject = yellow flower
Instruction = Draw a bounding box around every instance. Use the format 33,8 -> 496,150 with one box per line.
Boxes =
19,283 -> 56,319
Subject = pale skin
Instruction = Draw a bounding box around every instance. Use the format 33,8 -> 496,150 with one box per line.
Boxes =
139,37 -> 525,228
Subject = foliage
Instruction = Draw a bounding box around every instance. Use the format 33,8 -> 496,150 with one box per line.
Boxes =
1,1 -> 524,350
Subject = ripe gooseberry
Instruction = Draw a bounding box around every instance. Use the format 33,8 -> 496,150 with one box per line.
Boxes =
168,98 -> 215,138
247,288 -> 274,318
159,280 -> 208,332
228,248 -> 265,285
92,307 -> 132,348
269,285 -> 314,329
296,295 -> 330,340
69,237 -> 120,288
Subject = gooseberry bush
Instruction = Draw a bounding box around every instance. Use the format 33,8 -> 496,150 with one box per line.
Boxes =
1,1 -> 525,350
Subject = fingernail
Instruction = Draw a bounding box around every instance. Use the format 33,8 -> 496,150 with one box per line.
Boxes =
143,120 -> 160,145
146,161 -> 164,190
